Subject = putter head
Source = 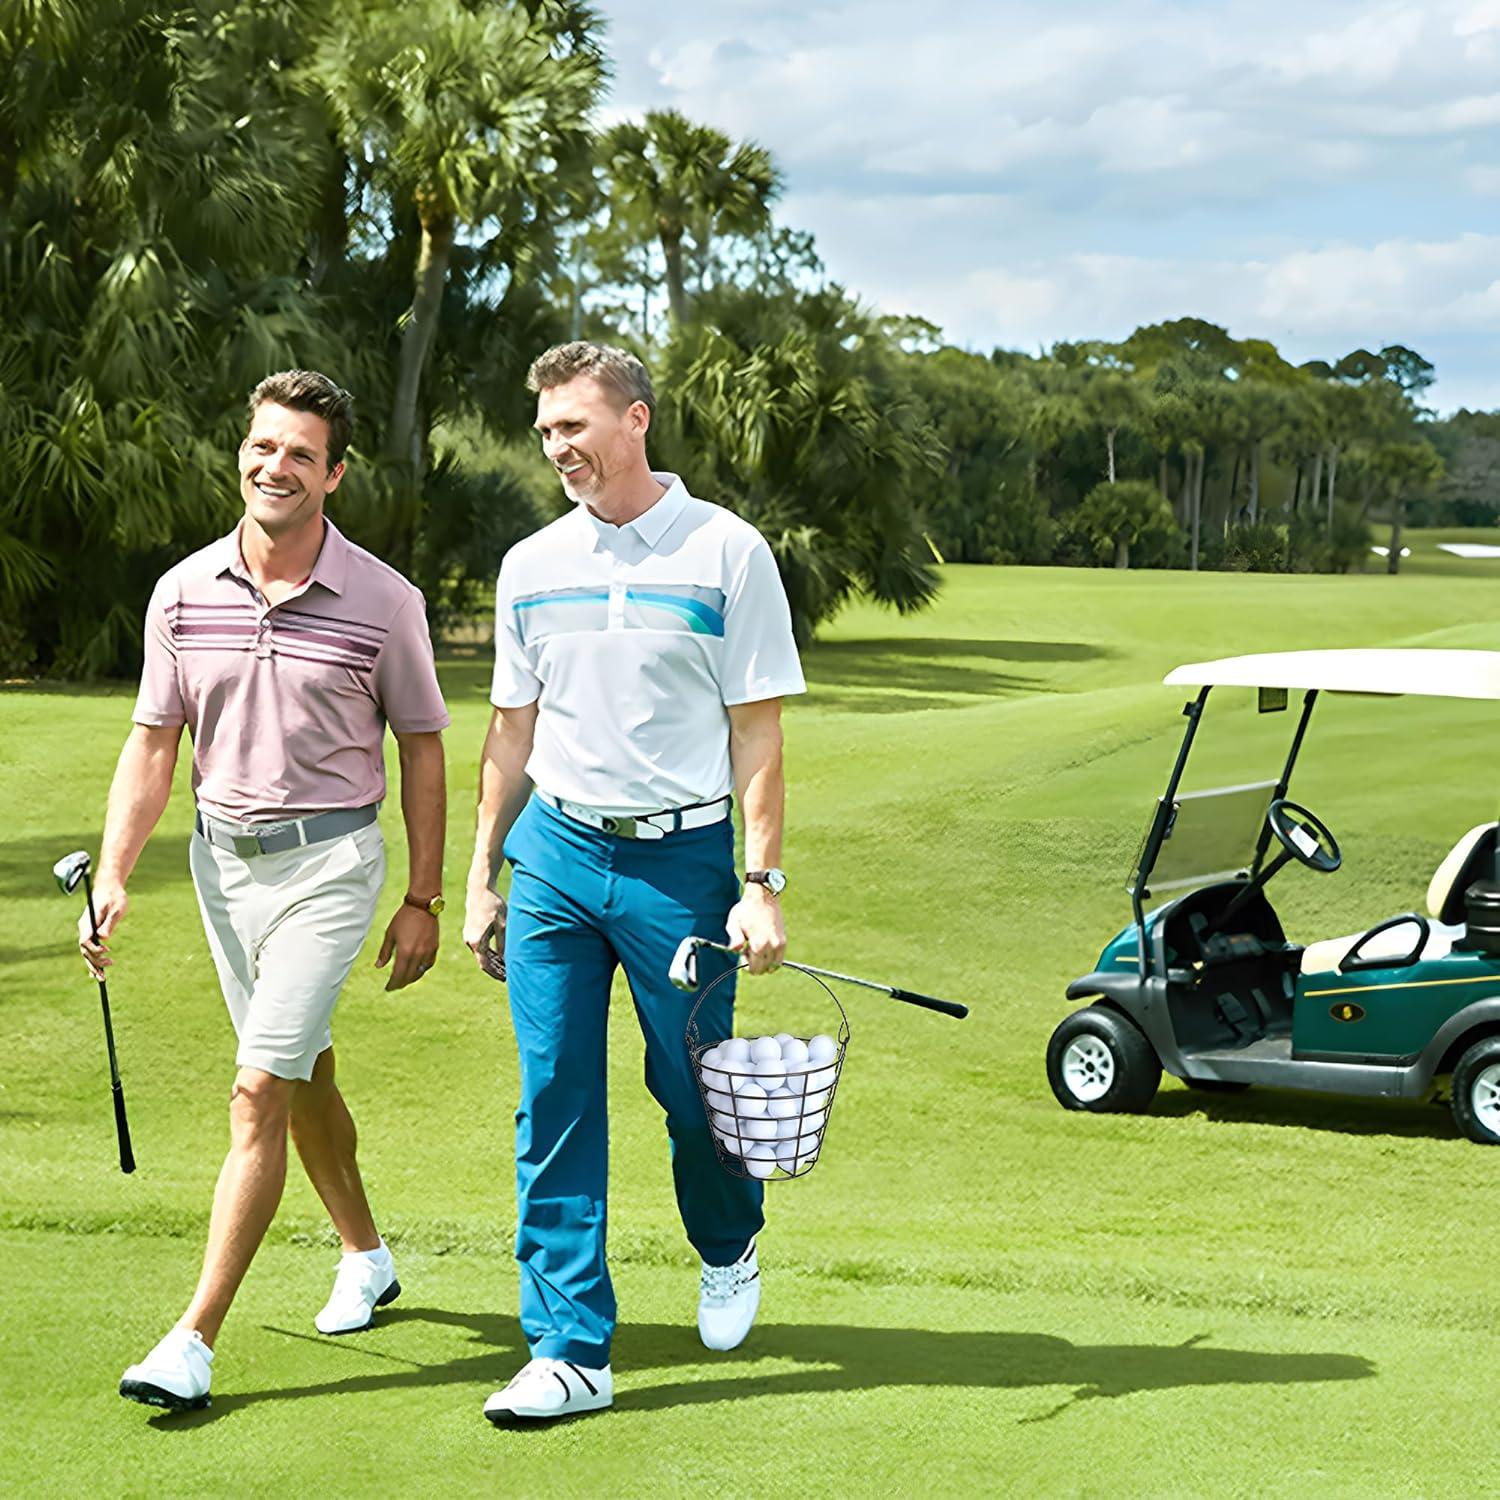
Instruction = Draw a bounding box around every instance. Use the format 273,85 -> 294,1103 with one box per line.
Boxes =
669,936 -> 702,992
53,850 -> 90,895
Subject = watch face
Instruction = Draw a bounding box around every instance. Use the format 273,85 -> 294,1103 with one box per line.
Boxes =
428,895 -> 446,915
765,868 -> 787,896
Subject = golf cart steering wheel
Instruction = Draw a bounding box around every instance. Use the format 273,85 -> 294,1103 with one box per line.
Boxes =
1267,798 -> 1341,874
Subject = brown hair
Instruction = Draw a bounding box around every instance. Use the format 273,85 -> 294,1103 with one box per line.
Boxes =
525,341 -> 655,421
247,370 -> 355,468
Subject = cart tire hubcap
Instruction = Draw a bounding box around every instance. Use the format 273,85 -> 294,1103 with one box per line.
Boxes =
1062,1034 -> 1115,1102
1471,1063 -> 1500,1136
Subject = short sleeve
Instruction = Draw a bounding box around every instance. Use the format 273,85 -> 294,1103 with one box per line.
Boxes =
132,579 -> 187,728
490,553 -> 541,709
372,591 -> 451,733
719,537 -> 806,706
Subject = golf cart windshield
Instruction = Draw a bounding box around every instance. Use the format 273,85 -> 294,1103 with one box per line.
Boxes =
1129,781 -> 1278,894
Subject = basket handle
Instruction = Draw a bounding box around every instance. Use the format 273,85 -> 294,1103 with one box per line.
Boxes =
686,958 -> 850,1052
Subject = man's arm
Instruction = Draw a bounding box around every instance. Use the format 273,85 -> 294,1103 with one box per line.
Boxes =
80,723 -> 183,977
374,729 -> 446,992
463,703 -> 538,980
725,697 -> 787,976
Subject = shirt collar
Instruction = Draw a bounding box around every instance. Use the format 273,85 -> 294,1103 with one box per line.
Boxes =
218,516 -> 347,596
582,473 -> 689,553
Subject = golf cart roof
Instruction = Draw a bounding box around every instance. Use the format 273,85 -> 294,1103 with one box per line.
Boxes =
1164,649 -> 1500,701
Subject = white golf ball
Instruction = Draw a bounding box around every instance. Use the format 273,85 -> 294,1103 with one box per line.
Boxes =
720,1037 -> 752,1064
804,1065 -> 838,1098
731,1080 -> 768,1116
701,1045 -> 725,1070
705,1087 -> 734,1113
774,1031 -> 795,1046
752,1057 -> 786,1092
750,1036 -> 782,1063
808,1034 -> 838,1064
700,1064 -> 730,1094
775,1137 -> 819,1172
711,1109 -> 739,1135
765,1087 -> 801,1120
779,1037 -> 810,1068
744,1143 -> 779,1179
743,1116 -> 778,1142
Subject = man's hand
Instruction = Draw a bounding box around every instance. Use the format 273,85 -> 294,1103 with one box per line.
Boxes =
725,885 -> 786,975
78,882 -> 127,982
464,885 -> 507,982
374,905 -> 439,991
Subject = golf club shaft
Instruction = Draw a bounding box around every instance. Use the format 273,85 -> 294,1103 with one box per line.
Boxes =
699,940 -> 969,1019
81,869 -> 135,1174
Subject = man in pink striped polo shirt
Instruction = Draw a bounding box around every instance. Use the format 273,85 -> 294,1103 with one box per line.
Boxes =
77,370 -> 449,1413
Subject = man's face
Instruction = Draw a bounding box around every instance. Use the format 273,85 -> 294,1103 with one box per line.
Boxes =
534,375 -> 647,505
238,403 -> 344,535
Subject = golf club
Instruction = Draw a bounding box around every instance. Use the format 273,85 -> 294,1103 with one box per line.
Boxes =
53,850 -> 136,1174
669,935 -> 969,1019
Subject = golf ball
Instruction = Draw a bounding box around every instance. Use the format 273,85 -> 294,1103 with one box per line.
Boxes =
720,1037 -> 752,1064
711,1109 -> 739,1135
731,1080 -> 768,1116
774,1031 -> 795,1046
743,1143 -> 779,1179
808,1034 -> 838,1064
750,1036 -> 782,1063
742,1116 -> 778,1142
803,1065 -> 838,1097
705,1087 -> 734,1113
700,1062 -> 730,1093
779,1037 -> 810,1068
752,1057 -> 786,1092
765,1087 -> 801,1120
775,1137 -> 819,1172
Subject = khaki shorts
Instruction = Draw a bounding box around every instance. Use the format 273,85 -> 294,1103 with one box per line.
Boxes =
189,820 -> 386,1081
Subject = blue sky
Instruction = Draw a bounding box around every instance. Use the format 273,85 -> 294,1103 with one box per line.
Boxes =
601,0 -> 1500,413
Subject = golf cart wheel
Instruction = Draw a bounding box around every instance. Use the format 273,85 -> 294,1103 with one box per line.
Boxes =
1450,1036 -> 1500,1145
1183,1078 -> 1251,1094
1047,1006 -> 1162,1114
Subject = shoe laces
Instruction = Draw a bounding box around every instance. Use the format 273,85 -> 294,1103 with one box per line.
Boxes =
700,1261 -> 747,1303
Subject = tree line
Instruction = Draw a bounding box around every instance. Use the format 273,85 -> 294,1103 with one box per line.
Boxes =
3,0 -> 1496,677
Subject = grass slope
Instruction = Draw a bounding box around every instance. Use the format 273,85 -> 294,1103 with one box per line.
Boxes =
4,560 -> 1500,1497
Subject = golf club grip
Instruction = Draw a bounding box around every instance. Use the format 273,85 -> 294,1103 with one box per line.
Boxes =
890,987 -> 969,1019
113,1084 -> 136,1174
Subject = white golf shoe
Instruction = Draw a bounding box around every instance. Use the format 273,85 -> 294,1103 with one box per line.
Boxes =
119,1326 -> 213,1412
483,1357 -> 613,1424
698,1239 -> 760,1351
314,1242 -> 401,1334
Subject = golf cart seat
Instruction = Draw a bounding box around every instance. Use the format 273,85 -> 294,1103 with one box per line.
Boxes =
1299,823 -> 1498,977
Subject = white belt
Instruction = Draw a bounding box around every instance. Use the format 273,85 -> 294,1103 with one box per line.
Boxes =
538,791 -> 731,841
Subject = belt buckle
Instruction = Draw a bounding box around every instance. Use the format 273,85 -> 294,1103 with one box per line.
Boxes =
600,815 -> 635,838
232,832 -> 263,857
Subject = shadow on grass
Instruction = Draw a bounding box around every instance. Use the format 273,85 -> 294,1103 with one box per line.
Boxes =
1153,1084 -> 1460,1141
0,833 -> 185,900
801,637 -> 1109,714
149,1304 -> 1371,1429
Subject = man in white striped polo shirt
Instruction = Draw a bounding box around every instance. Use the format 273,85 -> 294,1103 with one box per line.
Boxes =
79,371 -> 449,1412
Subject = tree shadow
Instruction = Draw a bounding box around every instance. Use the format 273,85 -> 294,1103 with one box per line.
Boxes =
1153,1085 -> 1459,1142
148,1305 -> 1371,1429
800,637 -> 1109,713
0,833 -> 185,899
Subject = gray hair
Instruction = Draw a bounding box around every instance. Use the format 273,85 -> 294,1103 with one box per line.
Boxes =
526,341 -> 655,420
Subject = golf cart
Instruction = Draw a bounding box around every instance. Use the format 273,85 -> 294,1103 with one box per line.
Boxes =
1047,649 -> 1500,1143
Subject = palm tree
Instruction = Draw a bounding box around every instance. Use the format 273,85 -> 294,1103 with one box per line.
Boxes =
310,0 -> 604,474
601,110 -> 782,328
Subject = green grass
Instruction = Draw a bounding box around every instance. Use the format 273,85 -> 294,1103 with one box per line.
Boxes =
6,558 -> 1500,1496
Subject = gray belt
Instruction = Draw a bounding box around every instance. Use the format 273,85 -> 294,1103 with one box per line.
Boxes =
538,791 -> 731,842
194,803 -> 379,858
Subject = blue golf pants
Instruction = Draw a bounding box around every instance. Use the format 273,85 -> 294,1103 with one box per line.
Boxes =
502,795 -> 765,1366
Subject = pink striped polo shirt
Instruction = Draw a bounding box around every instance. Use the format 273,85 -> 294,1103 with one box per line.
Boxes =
133,519 -> 449,823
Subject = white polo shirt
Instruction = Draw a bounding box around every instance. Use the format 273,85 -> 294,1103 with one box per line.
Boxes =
491,473 -> 805,815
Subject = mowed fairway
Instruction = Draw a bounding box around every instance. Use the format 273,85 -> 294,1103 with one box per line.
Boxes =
5,559 -> 1500,1497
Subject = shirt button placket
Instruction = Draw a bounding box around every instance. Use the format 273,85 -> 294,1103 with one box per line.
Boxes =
255,610 -> 273,660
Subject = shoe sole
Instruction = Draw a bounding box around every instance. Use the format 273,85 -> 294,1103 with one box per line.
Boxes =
119,1378 -> 211,1412
319,1277 -> 402,1337
484,1397 -> 612,1426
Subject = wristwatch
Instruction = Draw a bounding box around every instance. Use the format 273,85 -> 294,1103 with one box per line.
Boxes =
404,891 -> 446,916
744,868 -> 788,897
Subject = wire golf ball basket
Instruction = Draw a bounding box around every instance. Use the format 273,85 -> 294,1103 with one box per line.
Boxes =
686,962 -> 850,1181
